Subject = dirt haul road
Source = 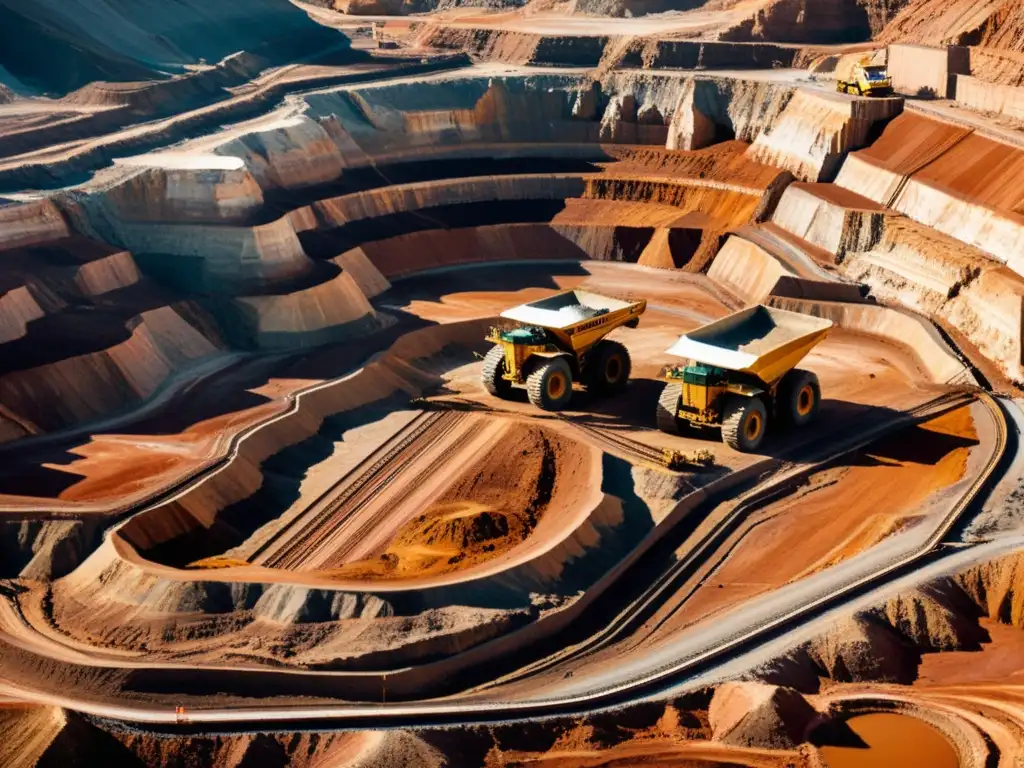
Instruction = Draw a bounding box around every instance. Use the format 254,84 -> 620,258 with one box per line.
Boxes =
6,8 -> 1024,761
0,392 -> 1007,727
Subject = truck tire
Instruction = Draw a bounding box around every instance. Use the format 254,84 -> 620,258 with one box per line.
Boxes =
656,382 -> 684,435
481,344 -> 512,398
526,357 -> 573,411
779,368 -> 820,428
586,340 -> 631,395
721,396 -> 767,453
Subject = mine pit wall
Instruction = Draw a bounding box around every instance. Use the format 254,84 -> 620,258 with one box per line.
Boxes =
62,189 -> 315,291
348,224 -> 618,278
0,305 -> 223,436
332,249 -> 391,297
302,76 -> 605,156
769,183 -> 890,261
720,0 -> 882,44
313,175 -> 588,228
955,75 -> 1024,120
213,117 -> 347,192
0,200 -> 71,251
617,40 -> 798,71
708,236 -> 791,304
0,52 -> 265,160
0,286 -> 48,344
0,518 -> 105,579
793,111 -> 1024,282
745,90 -> 903,182
845,231 -> 1024,385
232,269 -> 383,350
705,235 -> 863,306
0,0 -> 348,95
114,319 -> 493,563
965,48 -> 1024,89
416,27 -> 609,68
655,77 -> 795,152
767,296 -> 974,386
88,167 -> 265,225
888,43 -> 970,99
893,174 -> 1024,278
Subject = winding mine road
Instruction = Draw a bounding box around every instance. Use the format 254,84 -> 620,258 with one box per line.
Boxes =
0,393 -> 1012,732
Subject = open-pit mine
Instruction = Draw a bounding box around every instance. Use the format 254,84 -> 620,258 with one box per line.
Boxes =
4,0 -> 1024,766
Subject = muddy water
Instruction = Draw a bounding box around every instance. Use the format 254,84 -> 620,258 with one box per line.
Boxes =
819,713 -> 959,768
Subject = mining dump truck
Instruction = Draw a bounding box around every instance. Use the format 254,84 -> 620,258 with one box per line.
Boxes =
656,305 -> 832,452
482,290 -> 647,411
836,61 -> 893,97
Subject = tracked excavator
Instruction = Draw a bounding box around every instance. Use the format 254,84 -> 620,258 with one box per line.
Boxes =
482,290 -> 647,411
656,305 -> 832,452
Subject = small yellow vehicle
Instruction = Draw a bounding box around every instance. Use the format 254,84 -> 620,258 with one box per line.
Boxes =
656,305 -> 832,452
482,290 -> 647,411
836,62 -> 893,97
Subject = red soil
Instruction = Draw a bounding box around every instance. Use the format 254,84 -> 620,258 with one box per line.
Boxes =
792,181 -> 887,211
644,405 -> 978,638
852,112 -> 973,176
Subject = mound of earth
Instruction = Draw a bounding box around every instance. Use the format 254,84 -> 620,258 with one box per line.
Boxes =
877,581 -> 989,652
956,551 -> 1024,628
323,423 -> 584,580
803,615 -> 919,683
708,682 -> 819,749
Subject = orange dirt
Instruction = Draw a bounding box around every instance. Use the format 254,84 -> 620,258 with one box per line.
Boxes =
649,405 -> 978,634
793,181 -> 887,211
915,618 -> 1024,687
851,112 -> 973,175
910,131 -> 1024,213
320,421 -> 591,581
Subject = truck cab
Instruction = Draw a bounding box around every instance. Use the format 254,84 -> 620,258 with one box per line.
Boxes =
838,63 -> 893,97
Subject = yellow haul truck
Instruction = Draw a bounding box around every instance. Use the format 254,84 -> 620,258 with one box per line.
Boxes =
836,61 -> 893,97
482,290 -> 647,411
656,305 -> 832,452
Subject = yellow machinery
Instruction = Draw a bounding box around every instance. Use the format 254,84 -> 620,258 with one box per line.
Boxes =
482,290 -> 647,411
656,305 -> 832,452
837,61 -> 893,97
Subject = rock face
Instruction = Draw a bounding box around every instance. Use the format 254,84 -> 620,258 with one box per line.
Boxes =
956,552 -> 1024,628
0,0 -> 348,96
877,582 -> 988,652
804,615 -> 919,683
746,89 -> 903,182
832,110 -> 1024,384
709,682 -> 819,749
879,0 -> 1024,53
770,569 -> 1013,689
722,0 -> 897,43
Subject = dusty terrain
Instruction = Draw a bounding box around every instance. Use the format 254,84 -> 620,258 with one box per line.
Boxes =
3,0 -> 1024,766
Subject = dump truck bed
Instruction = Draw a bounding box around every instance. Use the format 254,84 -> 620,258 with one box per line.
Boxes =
666,305 -> 831,385
501,290 -> 638,330
499,289 -> 646,355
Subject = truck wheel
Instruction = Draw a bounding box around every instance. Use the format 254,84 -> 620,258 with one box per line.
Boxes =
656,382 -> 684,435
780,369 -> 820,428
587,340 -> 631,395
721,396 -> 767,453
481,344 -> 512,399
526,357 -> 573,411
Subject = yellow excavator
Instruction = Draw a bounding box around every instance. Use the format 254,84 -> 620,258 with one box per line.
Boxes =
656,305 -> 832,452
482,290 -> 647,411
836,60 -> 893,97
